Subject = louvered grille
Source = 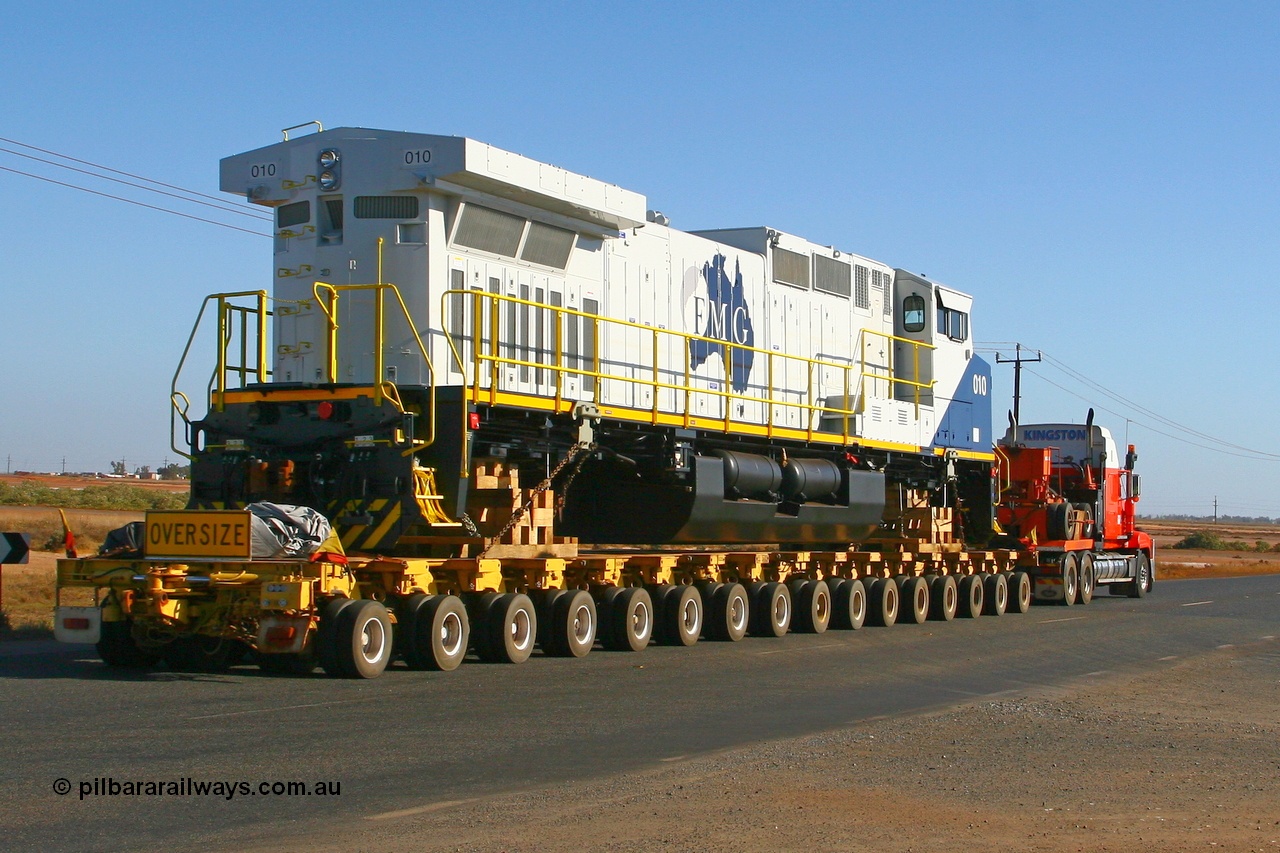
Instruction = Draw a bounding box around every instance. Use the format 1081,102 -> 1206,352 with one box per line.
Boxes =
354,196 -> 419,219
814,255 -> 851,298
520,221 -> 575,268
453,204 -> 524,256
773,248 -> 810,288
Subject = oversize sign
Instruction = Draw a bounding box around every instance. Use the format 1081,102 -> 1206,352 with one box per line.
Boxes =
145,511 -> 252,559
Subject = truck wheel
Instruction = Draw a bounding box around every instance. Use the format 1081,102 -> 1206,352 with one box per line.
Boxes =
1046,502 -> 1071,540
708,583 -> 749,642
411,595 -> 469,671
483,593 -> 539,663
660,584 -> 702,646
335,600 -> 393,678
791,579 -> 831,634
928,575 -> 957,621
1128,552 -> 1153,598
897,575 -> 929,624
1076,554 -> 1095,605
543,590 -> 591,659
1007,571 -> 1032,614
830,578 -> 867,630
317,597 -> 358,677
982,572 -> 1008,616
395,593 -> 433,666
958,574 -> 984,619
751,582 -> 791,637
97,620 -> 160,669
1060,554 -> 1079,606
604,587 -> 654,651
866,578 -> 899,627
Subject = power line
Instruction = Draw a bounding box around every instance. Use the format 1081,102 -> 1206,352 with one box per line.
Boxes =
0,164 -> 271,238
0,134 -> 271,218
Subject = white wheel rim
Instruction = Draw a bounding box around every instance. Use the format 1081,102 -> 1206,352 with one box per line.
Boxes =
633,600 -> 651,640
774,592 -> 789,627
851,587 -> 865,622
816,588 -> 830,622
681,596 -> 701,636
511,606 -> 533,651
571,603 -> 592,645
440,610 -> 464,657
729,593 -> 747,632
361,617 -> 386,663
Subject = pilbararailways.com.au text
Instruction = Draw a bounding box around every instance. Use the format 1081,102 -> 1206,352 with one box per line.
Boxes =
53,777 -> 340,801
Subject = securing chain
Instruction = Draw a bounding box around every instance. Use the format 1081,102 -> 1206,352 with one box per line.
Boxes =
478,441 -> 596,558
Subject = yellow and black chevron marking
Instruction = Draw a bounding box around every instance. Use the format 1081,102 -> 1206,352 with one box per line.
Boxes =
329,497 -> 420,553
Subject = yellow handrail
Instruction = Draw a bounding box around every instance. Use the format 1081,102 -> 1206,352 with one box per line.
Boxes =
440,289 -> 936,445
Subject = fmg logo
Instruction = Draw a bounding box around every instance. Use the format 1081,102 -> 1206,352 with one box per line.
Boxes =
689,253 -> 755,392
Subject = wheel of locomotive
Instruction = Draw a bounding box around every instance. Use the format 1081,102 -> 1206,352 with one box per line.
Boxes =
866,577 -> 899,627
316,596 -> 359,677
1129,551 -> 1153,598
928,575 -> 958,622
1060,553 -> 1080,606
96,620 -> 160,669
1007,571 -> 1032,614
897,575 -> 930,625
409,594 -> 470,671
660,584 -> 703,646
603,587 -> 654,652
332,599 -> 394,678
545,589 -> 593,659
982,571 -> 1008,616
750,581 -> 791,637
163,634 -> 236,673
830,578 -> 867,630
395,593 -> 433,666
706,583 -> 750,642
957,574 -> 984,619
1076,553 -> 1095,605
791,579 -> 831,634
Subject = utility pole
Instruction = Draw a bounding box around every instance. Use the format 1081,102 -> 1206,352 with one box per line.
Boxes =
1213,496 -> 1218,525
995,343 -> 1042,425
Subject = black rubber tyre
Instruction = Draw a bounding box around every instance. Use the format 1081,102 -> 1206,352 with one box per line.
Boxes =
1007,571 -> 1032,614
982,571 -> 1008,616
1077,553 -> 1095,605
334,599 -> 393,678
928,575 -> 958,622
1072,502 -> 1096,539
545,589 -> 593,653
96,620 -> 160,669
866,577 -> 899,627
316,597 -> 359,677
535,589 -> 569,650
660,584 -> 702,646
791,579 -> 831,634
481,593 -> 539,663
1128,552 -> 1153,598
706,583 -> 750,642
411,594 -> 470,670
395,593 -> 434,667
897,575 -> 929,625
603,587 -> 654,651
750,581 -> 791,637
1061,553 -> 1079,606
958,574 -> 984,619
163,634 -> 235,673
1046,502 -> 1071,540
830,578 -> 867,630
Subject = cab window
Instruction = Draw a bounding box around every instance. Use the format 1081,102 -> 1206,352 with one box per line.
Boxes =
902,294 -> 925,332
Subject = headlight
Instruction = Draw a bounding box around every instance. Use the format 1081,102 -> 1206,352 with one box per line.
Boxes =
318,149 -> 340,168
319,170 -> 339,191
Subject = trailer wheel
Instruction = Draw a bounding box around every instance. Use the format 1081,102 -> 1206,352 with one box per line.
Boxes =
317,597 -> 358,677
411,595 -> 470,671
867,578 -> 899,627
928,575 -> 958,621
96,620 -> 160,669
334,600 -> 393,678
543,590 -> 591,659
709,583 -> 750,642
958,574 -> 984,619
982,572 -> 1008,616
604,587 -> 655,651
1007,571 -> 1032,614
1046,502 -> 1072,540
751,582 -> 792,637
396,593 -> 433,667
659,584 -> 702,646
791,579 -> 831,634
1060,554 -> 1080,606
830,578 -> 867,630
1076,554 -> 1095,605
481,593 -> 540,663
1128,552 -> 1152,598
897,576 -> 929,625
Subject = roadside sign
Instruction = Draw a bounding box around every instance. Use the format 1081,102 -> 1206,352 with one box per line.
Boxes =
0,532 -> 30,564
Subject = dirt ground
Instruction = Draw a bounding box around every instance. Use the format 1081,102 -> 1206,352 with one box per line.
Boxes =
280,638 -> 1280,853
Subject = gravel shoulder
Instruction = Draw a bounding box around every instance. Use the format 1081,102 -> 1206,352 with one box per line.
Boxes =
287,638 -> 1280,853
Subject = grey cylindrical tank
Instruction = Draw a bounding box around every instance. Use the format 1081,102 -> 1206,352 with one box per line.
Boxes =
780,457 -> 842,501
714,450 -> 782,499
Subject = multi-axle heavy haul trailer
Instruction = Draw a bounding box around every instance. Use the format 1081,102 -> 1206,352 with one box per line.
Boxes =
53,124 -> 1154,677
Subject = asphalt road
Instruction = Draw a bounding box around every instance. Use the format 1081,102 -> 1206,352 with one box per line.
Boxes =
2,573 -> 1277,852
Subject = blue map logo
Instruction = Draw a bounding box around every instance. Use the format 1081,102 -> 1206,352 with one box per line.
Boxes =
689,253 -> 754,392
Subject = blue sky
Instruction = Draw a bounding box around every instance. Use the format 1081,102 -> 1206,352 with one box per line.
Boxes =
1,2 -> 1277,517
